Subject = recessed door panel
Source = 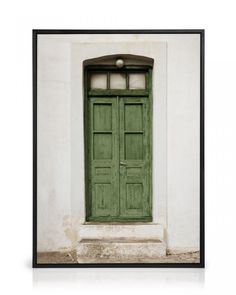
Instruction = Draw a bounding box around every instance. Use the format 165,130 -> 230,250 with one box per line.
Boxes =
93,104 -> 112,131
125,134 -> 143,160
126,183 -> 143,210
92,183 -> 112,215
93,133 -> 112,159
124,104 -> 143,131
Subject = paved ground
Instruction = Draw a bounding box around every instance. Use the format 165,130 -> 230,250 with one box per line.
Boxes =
37,251 -> 200,264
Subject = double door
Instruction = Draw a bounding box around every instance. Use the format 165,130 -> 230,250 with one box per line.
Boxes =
87,94 -> 152,221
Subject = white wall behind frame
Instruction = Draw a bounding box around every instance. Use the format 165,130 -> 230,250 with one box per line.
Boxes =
37,40 -> 72,251
166,35 -> 200,250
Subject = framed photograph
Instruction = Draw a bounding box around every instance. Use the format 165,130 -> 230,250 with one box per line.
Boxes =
33,29 -> 204,267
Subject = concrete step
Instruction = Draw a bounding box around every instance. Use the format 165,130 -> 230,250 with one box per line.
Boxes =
77,238 -> 166,263
79,223 -> 164,240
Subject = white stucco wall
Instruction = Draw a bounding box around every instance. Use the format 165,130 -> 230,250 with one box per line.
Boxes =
37,34 -> 200,252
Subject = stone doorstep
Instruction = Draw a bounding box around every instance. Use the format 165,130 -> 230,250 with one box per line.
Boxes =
79,223 -> 164,240
77,238 -> 166,263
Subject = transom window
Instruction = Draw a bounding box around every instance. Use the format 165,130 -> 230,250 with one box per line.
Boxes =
89,71 -> 147,90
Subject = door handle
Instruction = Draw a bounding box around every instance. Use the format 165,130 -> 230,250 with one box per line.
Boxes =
120,162 -> 127,166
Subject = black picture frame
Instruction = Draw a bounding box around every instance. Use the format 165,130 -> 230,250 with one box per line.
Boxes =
33,29 -> 204,268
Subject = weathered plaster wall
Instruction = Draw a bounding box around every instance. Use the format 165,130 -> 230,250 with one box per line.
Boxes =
37,40 -> 72,251
37,34 -> 200,252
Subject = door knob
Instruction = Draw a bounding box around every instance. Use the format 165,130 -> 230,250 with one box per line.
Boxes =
120,162 -> 126,165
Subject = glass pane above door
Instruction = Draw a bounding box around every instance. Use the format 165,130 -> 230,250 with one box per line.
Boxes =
129,73 -> 146,89
110,73 -> 126,89
90,73 -> 107,89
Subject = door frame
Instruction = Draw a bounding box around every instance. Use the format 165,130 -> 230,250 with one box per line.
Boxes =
84,64 -> 153,222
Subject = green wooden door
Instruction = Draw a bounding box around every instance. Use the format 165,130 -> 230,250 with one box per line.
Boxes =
89,97 -> 119,218
119,97 -> 151,219
85,67 -> 152,221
